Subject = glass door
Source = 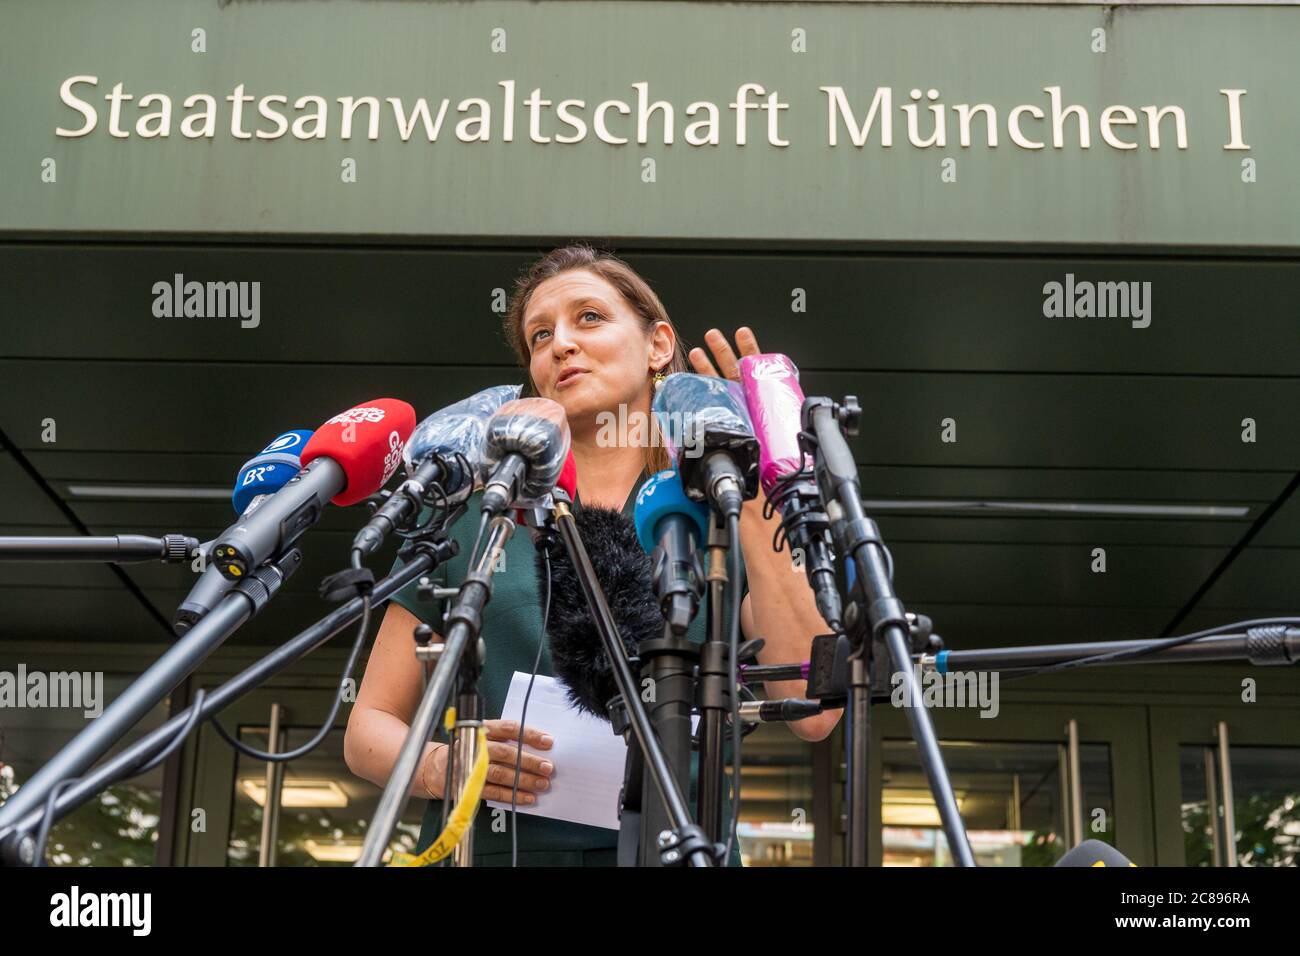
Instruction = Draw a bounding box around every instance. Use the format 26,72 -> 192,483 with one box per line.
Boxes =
180,686 -> 425,866
1152,705 -> 1300,867
863,701 -> 1153,866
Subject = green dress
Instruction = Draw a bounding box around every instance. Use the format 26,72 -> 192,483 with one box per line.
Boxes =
386,471 -> 747,866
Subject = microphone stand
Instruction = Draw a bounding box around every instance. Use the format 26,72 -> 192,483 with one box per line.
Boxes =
0,533 -> 198,563
696,514 -> 732,847
0,547 -> 303,862
549,496 -> 716,867
356,514 -> 515,868
923,627 -> 1300,673
804,395 -> 977,868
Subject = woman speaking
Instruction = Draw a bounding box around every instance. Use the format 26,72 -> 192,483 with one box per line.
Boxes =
345,244 -> 841,865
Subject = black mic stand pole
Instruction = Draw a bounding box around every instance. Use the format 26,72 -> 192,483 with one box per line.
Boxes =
633,518 -> 708,867
805,395 -> 976,868
550,496 -> 716,867
356,514 -> 514,867
926,627 -> 1300,673
696,514 -> 732,846
0,534 -> 199,563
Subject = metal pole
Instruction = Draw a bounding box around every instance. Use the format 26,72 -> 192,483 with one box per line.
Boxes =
1216,721 -> 1237,867
1204,747 -> 1222,867
356,517 -> 513,868
258,703 -> 284,868
450,693 -> 481,867
1066,719 -> 1084,848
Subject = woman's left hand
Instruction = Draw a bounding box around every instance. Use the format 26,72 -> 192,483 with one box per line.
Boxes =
688,327 -> 762,381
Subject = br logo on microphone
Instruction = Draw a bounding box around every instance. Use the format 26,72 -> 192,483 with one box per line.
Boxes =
240,464 -> 279,486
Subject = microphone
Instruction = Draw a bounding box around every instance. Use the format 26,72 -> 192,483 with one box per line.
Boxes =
479,397 -> 571,517
230,429 -> 314,515
651,373 -> 758,519
738,699 -> 825,724
515,450 -> 578,552
209,399 -> 416,580
539,503 -> 661,719
1055,839 -> 1137,867
352,384 -> 521,556
173,429 -> 313,635
633,468 -> 709,635
738,353 -> 843,631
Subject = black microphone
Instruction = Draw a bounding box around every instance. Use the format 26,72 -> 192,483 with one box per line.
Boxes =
738,699 -> 825,724
651,373 -> 759,519
538,504 -> 662,719
1055,840 -> 1137,867
480,398 -> 571,517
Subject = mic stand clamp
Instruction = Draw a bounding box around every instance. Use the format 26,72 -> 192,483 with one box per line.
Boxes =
655,823 -> 721,867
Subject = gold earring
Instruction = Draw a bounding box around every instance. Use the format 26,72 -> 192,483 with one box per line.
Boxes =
652,369 -> 667,391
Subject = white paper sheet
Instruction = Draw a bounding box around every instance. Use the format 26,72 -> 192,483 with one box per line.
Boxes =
485,671 -> 627,830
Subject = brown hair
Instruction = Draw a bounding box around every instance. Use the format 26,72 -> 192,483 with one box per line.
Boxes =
504,243 -> 690,474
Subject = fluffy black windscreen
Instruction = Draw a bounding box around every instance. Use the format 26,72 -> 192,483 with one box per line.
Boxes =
537,505 -> 663,719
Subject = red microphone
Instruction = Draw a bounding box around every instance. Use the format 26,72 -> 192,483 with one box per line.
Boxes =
555,450 -> 579,502
210,398 -> 415,579
300,398 -> 416,506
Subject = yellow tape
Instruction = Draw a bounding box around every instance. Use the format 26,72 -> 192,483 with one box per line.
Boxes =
389,726 -> 489,867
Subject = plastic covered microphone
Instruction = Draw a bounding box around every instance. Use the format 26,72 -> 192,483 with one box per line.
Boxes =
634,467 -> 709,635
651,373 -> 758,519
479,397 -> 571,517
352,384 -> 521,556
174,429 -> 313,634
209,399 -> 415,580
738,353 -> 843,631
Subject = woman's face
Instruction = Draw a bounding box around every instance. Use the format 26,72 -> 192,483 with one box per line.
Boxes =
522,269 -> 671,426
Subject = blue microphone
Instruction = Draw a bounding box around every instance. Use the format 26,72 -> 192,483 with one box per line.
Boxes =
634,468 -> 710,634
173,429 -> 312,635
231,429 -> 313,514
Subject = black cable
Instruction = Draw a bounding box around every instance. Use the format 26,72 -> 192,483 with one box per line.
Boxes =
722,511 -> 743,867
511,547 -> 551,867
467,510 -> 490,571
135,688 -> 209,776
33,779 -> 75,867
209,596 -> 372,762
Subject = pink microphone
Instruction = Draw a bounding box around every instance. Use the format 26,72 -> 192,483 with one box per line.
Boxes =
738,353 -> 808,495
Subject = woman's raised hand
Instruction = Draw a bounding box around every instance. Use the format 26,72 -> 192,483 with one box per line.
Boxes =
687,326 -> 762,382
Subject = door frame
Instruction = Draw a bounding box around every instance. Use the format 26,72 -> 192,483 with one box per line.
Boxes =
1150,700 -> 1300,866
